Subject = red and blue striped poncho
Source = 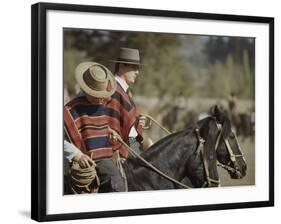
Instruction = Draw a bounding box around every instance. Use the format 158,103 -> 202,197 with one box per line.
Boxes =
64,84 -> 142,159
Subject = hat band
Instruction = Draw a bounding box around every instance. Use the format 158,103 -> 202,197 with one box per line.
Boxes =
117,57 -> 140,64
83,69 -> 108,91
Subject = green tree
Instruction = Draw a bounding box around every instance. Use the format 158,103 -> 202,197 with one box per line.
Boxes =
64,29 -> 194,98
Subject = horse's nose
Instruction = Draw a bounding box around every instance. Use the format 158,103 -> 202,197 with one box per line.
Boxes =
242,163 -> 247,176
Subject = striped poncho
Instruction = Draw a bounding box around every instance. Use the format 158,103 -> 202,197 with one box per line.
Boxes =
64,84 -> 142,159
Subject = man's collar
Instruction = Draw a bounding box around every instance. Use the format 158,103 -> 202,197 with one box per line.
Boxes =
115,75 -> 129,92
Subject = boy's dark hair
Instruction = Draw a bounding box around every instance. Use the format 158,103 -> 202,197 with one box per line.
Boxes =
114,63 -> 120,74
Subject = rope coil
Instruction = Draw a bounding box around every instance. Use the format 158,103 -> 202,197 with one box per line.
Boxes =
70,161 -> 100,193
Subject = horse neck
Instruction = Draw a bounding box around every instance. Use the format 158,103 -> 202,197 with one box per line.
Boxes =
126,131 -> 195,183
152,132 -> 194,175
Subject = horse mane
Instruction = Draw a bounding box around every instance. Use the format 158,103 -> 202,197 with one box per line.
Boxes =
212,105 -> 231,139
125,128 -> 196,170
139,131 -> 186,160
198,105 -> 232,140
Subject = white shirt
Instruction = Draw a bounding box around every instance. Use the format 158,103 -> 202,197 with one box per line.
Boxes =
63,140 -> 82,175
115,75 -> 129,92
115,76 -> 138,138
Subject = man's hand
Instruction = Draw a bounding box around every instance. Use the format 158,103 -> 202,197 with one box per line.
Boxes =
141,137 -> 153,151
73,154 -> 95,169
108,127 -> 122,145
139,115 -> 152,129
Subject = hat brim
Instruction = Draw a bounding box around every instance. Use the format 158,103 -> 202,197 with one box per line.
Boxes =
75,62 -> 117,98
110,60 -> 143,66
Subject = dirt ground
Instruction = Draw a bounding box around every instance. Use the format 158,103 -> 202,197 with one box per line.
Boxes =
218,137 -> 255,186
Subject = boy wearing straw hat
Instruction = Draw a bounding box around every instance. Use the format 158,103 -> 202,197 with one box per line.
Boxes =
64,61 -> 144,192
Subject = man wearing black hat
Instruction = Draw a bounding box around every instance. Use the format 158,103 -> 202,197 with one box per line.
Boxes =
112,47 -> 148,154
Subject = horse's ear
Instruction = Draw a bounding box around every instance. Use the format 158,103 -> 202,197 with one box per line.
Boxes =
212,105 -> 225,123
210,105 -> 220,117
214,105 -> 220,115
212,105 -> 231,138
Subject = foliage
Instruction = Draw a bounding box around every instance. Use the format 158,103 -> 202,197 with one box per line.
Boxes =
63,48 -> 88,95
63,29 -> 255,100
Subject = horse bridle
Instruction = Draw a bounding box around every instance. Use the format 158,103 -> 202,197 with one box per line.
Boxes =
194,119 -> 246,187
195,129 -> 220,187
214,121 -> 246,178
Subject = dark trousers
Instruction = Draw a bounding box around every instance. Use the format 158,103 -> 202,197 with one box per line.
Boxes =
96,159 -> 125,192
128,137 -> 142,155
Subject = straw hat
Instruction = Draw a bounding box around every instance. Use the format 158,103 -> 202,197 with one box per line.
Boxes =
75,62 -> 117,98
111,47 -> 142,65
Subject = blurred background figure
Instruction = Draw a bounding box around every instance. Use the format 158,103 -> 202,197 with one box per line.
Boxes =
228,91 -> 238,114
64,86 -> 70,104
227,91 -> 239,132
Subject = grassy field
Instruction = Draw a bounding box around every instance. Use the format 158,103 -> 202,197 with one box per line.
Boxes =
218,137 -> 255,186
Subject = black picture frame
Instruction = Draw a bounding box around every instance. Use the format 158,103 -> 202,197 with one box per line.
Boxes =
31,2 -> 274,222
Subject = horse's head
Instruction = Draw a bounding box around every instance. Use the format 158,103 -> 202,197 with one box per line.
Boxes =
211,105 -> 247,179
